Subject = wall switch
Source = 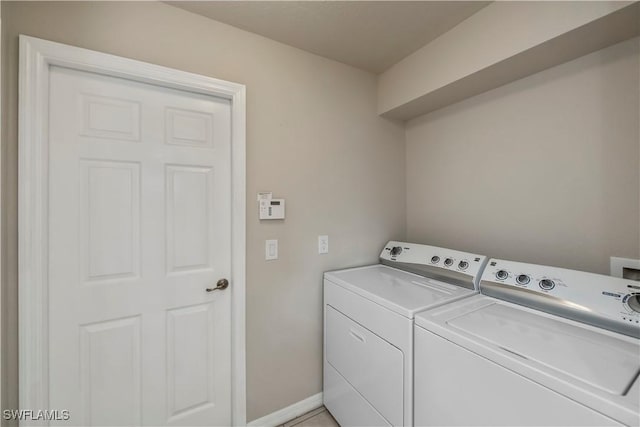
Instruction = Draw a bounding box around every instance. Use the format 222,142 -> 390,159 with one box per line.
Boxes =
266,239 -> 278,261
318,235 -> 329,254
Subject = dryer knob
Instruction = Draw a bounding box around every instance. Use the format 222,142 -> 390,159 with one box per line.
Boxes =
390,246 -> 403,256
626,294 -> 640,313
444,258 -> 454,267
539,279 -> 555,290
496,270 -> 508,280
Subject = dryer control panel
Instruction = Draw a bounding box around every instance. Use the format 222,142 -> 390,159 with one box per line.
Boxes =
480,259 -> 640,338
380,241 -> 487,290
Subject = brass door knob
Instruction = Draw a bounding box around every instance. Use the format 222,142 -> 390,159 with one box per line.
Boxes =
206,278 -> 229,292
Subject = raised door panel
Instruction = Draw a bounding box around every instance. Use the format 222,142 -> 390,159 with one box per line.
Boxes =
80,316 -> 142,426
80,160 -> 141,283
167,304 -> 216,421
80,94 -> 141,141
165,107 -> 214,148
166,165 -> 214,274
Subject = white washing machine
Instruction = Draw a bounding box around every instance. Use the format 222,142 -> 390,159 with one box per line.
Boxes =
323,241 -> 487,426
414,258 -> 640,426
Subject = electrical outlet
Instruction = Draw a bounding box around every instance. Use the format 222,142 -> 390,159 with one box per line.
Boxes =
266,239 -> 278,260
318,235 -> 329,254
611,257 -> 640,279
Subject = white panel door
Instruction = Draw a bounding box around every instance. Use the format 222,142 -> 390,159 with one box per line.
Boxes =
47,65 -> 232,426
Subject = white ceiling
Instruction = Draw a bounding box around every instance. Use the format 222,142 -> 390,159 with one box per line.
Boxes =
169,1 -> 490,74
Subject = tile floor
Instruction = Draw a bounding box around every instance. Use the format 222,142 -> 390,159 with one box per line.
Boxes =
281,406 -> 339,427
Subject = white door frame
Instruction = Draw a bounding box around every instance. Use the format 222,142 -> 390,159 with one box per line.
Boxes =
18,35 -> 247,425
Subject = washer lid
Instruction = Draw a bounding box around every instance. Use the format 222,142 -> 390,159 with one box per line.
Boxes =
324,265 -> 476,318
448,303 -> 640,395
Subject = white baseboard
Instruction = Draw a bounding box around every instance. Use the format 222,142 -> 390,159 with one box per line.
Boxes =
247,392 -> 324,427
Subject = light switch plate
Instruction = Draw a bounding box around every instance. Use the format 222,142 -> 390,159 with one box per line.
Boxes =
266,239 -> 278,260
318,235 -> 329,254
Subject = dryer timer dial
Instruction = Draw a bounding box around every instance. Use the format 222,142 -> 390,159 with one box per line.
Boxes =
539,279 -> 555,290
495,270 -> 508,280
624,293 -> 640,314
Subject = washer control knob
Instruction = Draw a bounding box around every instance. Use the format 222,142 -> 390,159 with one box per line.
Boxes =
390,246 -> 402,256
626,294 -> 640,313
430,255 -> 440,264
444,258 -> 454,267
458,260 -> 469,271
539,279 -> 555,290
516,274 -> 531,285
496,270 -> 508,280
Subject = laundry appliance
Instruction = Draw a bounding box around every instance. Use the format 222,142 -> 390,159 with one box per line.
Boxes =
323,241 -> 487,426
414,259 -> 640,426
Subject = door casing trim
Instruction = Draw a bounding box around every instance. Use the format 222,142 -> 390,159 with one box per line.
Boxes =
18,35 -> 247,425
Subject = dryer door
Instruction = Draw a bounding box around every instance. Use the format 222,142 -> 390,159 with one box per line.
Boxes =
326,306 -> 403,426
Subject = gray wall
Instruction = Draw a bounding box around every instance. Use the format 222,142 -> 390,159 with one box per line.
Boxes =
0,1 -> 406,422
405,37 -> 640,274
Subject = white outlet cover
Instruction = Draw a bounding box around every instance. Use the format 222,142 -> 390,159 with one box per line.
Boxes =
610,256 -> 640,278
318,235 -> 329,254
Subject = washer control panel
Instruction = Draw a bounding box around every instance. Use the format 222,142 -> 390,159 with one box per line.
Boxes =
380,241 -> 487,289
481,258 -> 640,337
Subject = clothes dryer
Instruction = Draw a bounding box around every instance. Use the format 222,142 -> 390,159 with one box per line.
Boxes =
323,241 -> 487,426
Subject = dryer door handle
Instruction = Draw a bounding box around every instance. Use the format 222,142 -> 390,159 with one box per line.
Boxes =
349,328 -> 366,343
